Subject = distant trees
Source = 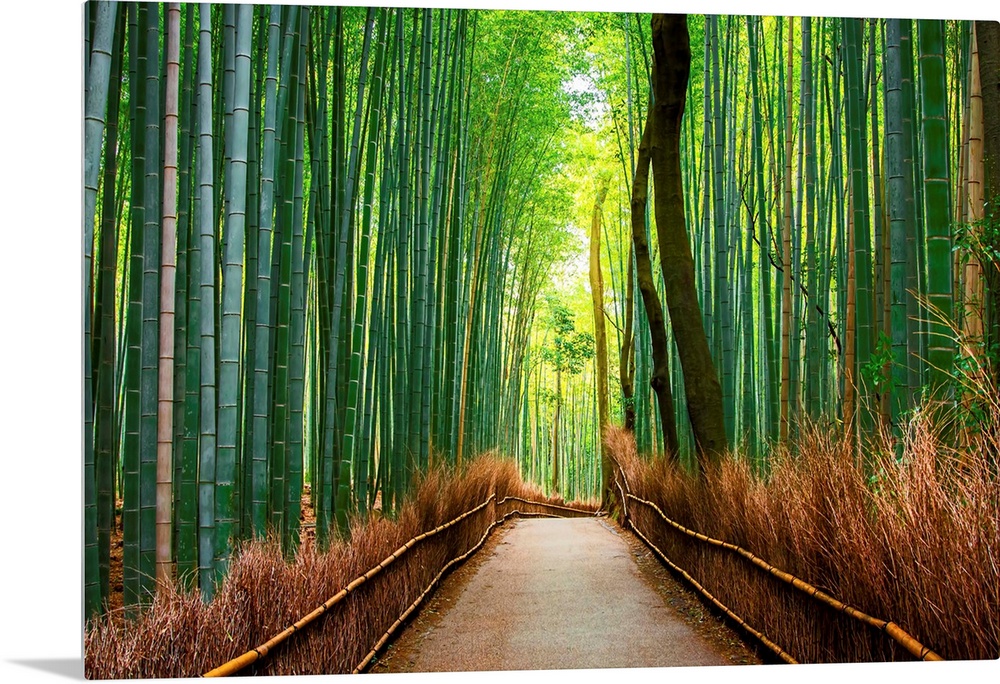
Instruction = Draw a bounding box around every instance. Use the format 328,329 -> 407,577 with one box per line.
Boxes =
588,177 -> 613,500
541,298 -> 595,495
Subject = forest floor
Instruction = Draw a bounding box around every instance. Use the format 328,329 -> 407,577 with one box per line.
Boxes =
372,516 -> 762,673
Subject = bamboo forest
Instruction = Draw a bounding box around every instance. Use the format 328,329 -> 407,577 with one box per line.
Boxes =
80,0 -> 999,677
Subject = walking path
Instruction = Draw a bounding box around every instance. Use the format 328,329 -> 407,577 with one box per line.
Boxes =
380,517 -> 753,672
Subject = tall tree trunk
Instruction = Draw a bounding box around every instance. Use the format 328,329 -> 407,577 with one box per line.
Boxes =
918,20 -> 954,400
588,177 -> 611,500
975,20 -> 1000,378
620,248 -> 636,432
780,20 -> 794,444
195,3 -> 218,600
83,0 -> 118,619
155,1 -> 180,589
552,369 -> 562,495
886,18 -> 918,449
649,14 -> 727,466
845,198 -> 857,441
964,24 -> 985,352
843,17 -> 873,435
630,120 -> 679,457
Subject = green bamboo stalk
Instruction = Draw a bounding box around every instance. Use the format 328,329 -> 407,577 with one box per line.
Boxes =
918,19 -> 955,399
802,16 -> 821,422
285,6 -> 310,554
248,4 -> 294,540
869,18 -> 890,429
270,8 -> 300,545
406,8 -> 434,474
122,2 -> 147,612
173,2 -> 198,588
902,21 -> 927,393
138,1 -> 162,604
885,18 -> 917,445
195,2 -> 218,600
83,0 -> 118,620
711,16 -> 734,444
391,10 -> 417,508
214,2 -> 252,580
780,19 -> 794,444
348,7 -> 389,517
94,3 -> 125,611
700,20 -> 714,347
333,7 -> 375,536
237,6 -> 264,539
748,15 -> 777,446
843,17 -> 874,435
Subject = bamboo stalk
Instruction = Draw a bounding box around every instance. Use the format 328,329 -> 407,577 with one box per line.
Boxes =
625,492 -> 943,661
155,1 -> 181,591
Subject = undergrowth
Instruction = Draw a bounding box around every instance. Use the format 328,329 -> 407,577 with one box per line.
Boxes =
607,399 -> 999,663
84,455 -> 597,679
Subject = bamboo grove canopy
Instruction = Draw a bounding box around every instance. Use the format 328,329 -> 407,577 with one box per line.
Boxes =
83,2 -> 1000,619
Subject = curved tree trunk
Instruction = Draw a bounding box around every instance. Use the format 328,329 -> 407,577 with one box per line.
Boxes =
649,14 -> 727,467
630,119 -> 679,458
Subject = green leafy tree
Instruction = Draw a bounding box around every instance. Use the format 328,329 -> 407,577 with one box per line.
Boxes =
541,297 -> 595,495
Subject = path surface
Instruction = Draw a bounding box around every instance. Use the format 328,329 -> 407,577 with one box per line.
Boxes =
381,517 -> 748,672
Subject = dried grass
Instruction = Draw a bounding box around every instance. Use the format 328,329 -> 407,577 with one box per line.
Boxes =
606,397 -> 1000,664
84,455 -> 596,679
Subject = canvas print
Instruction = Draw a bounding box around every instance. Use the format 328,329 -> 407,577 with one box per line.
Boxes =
82,0 -> 1000,678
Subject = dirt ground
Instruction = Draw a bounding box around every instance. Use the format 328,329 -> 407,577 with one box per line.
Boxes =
370,516 -> 762,673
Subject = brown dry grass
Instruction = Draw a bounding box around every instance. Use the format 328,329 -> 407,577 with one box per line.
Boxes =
84,455 -> 596,679
606,399 -> 1000,664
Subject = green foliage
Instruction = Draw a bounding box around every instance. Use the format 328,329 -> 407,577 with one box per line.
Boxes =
954,198 -> 1000,265
861,332 -> 894,399
953,342 -> 998,434
541,296 -> 595,376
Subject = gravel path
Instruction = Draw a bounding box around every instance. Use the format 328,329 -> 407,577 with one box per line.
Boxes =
378,516 -> 756,673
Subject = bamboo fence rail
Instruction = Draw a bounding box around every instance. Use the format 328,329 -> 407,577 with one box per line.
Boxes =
203,495 -> 595,676
497,495 -> 600,515
202,494 -> 497,677
353,508 -> 563,673
618,474 -> 943,662
627,516 -> 798,663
